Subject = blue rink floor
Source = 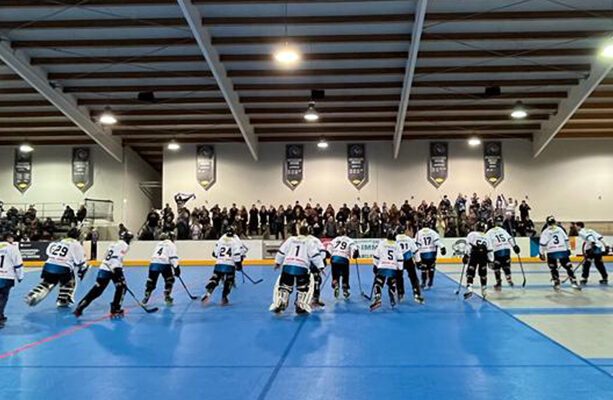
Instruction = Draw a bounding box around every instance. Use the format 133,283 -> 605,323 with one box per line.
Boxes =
1,265 -> 612,400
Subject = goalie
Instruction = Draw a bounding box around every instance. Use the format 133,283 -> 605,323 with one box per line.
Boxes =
25,228 -> 87,308
269,226 -> 323,315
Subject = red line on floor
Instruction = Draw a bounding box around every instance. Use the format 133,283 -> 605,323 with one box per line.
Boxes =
0,313 -> 113,360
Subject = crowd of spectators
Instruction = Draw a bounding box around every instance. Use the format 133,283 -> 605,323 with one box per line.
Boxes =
138,193 -> 536,241
0,202 -> 87,241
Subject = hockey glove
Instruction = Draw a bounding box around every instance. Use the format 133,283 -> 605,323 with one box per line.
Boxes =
462,255 -> 469,265
539,253 -> 546,261
372,265 -> 378,275
274,263 -> 281,270
440,247 -> 447,256
353,249 -> 360,259
513,245 -> 520,254
77,264 -> 90,281
174,266 -> 181,277
235,261 -> 243,272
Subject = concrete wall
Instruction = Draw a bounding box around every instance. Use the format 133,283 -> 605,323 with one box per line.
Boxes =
0,145 -> 160,232
163,139 -> 613,222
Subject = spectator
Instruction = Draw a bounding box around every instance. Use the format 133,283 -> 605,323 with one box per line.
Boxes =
519,200 -> 531,221
76,205 -> 87,224
60,205 -> 76,226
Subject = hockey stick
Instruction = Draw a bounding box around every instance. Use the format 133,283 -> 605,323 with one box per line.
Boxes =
354,259 -> 368,299
124,286 -> 159,313
507,219 -> 527,288
517,255 -> 527,288
177,275 -> 199,300
561,257 -> 586,284
455,262 -> 467,295
363,279 -> 375,301
240,270 -> 263,285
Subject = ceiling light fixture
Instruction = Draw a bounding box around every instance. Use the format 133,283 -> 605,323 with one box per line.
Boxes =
99,106 -> 117,125
601,38 -> 613,58
304,102 -> 319,122
510,101 -> 528,119
317,139 -> 329,149
273,2 -> 301,66
468,137 -> 481,147
167,140 -> 180,151
19,143 -> 34,153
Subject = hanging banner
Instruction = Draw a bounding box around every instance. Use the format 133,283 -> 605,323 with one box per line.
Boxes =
283,144 -> 303,190
72,147 -> 93,192
484,141 -> 504,187
428,142 -> 448,188
347,143 -> 368,189
196,145 -> 216,190
14,149 -> 32,193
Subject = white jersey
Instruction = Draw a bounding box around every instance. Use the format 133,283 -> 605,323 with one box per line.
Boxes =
214,234 -> 243,266
0,242 -> 24,282
416,228 -> 444,259
486,227 -> 514,255
579,228 -> 606,252
309,235 -> 327,259
231,234 -> 249,259
395,234 -> 421,263
150,240 -> 179,268
45,238 -> 86,271
540,226 -> 569,255
276,235 -> 324,272
373,240 -> 403,271
465,231 -> 494,262
327,235 -> 357,262
100,240 -> 129,272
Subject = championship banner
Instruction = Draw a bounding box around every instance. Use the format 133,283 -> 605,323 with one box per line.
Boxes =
347,143 -> 368,189
283,144 -> 303,190
483,141 -> 504,187
196,145 -> 216,190
14,149 -> 32,193
428,142 -> 448,188
72,147 -> 93,192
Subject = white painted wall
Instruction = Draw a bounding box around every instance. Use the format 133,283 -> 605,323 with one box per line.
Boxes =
163,139 -> 613,222
0,145 -> 160,232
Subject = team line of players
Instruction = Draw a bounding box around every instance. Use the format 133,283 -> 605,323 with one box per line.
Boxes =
0,216 -> 609,325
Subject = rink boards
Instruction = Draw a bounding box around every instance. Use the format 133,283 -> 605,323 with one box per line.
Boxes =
0,264 -> 611,400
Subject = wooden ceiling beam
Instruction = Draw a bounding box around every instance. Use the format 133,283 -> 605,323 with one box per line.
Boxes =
29,48 -> 594,66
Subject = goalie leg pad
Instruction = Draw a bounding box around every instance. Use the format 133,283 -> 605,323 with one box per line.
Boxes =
57,272 -> 76,307
25,280 -> 56,306
295,274 -> 314,313
269,274 -> 293,312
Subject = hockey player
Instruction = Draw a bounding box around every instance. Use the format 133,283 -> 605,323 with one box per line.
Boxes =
462,222 -> 494,299
25,228 -> 87,308
327,228 -> 359,299
576,222 -> 608,285
486,216 -> 520,290
396,228 -> 424,304
201,227 -> 245,306
415,226 -> 447,289
74,232 -> 134,318
539,216 -> 580,291
308,232 -> 328,308
0,233 -> 24,328
370,230 -> 403,311
143,232 -> 180,306
269,226 -> 324,315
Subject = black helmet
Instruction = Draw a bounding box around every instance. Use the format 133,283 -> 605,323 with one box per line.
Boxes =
160,231 -> 176,241
475,221 -> 487,232
546,216 -> 556,226
2,231 -> 14,242
121,231 -> 134,245
386,227 -> 397,241
494,215 -> 503,226
224,226 -> 235,237
67,228 -> 80,239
